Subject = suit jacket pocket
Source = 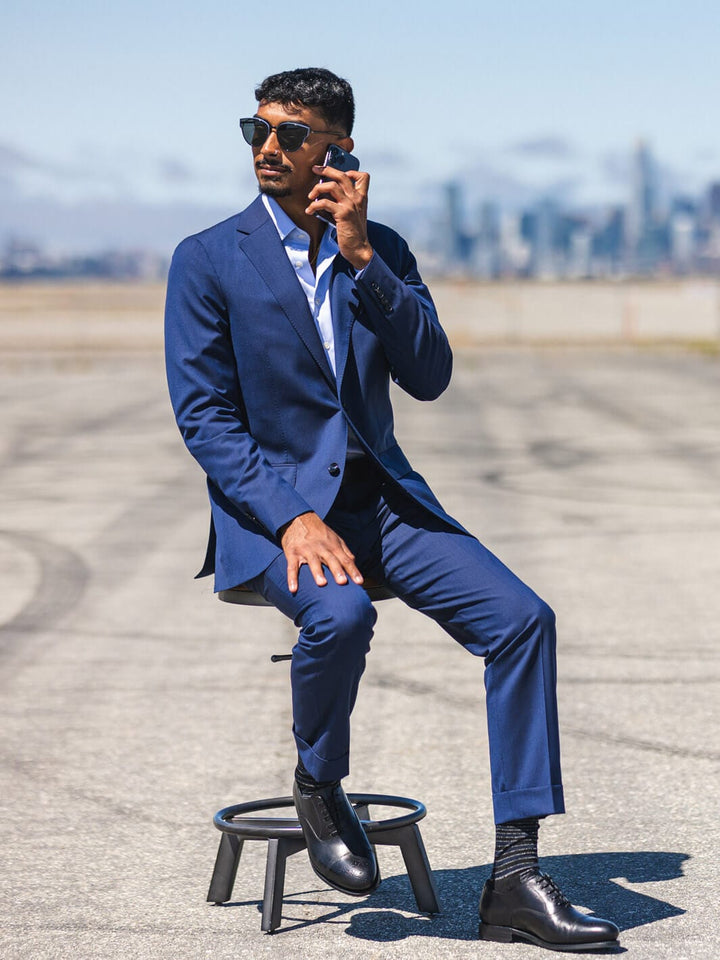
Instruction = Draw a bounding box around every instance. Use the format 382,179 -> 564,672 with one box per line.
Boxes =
269,461 -> 298,487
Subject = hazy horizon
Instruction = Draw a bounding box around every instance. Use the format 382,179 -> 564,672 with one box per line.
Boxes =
2,1 -> 718,254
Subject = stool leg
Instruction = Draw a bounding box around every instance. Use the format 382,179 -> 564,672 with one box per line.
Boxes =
261,837 -> 306,933
353,803 -> 378,857
207,833 -> 244,904
376,824 -> 440,914
399,823 -> 441,914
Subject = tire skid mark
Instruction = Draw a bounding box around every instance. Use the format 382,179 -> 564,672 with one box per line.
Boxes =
0,392 -> 170,477
0,530 -> 89,674
546,372 -> 720,480
450,367 -> 720,500
365,671 -> 720,763
452,355 -> 719,471
0,751 -> 153,821
86,465 -> 202,589
562,725 -> 720,764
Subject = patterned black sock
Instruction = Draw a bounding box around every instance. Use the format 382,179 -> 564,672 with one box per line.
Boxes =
294,757 -> 338,792
492,817 -> 540,884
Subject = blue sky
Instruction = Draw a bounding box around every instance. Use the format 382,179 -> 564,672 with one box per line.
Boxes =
2,0 -> 718,250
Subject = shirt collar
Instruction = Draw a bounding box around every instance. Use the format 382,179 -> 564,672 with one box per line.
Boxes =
262,194 -> 299,240
262,193 -> 338,247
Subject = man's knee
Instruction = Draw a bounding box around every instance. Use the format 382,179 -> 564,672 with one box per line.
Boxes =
515,592 -> 555,642
532,596 -> 556,636
487,590 -> 556,662
297,587 -> 377,660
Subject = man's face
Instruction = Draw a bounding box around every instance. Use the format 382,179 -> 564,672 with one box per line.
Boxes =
251,101 -> 351,203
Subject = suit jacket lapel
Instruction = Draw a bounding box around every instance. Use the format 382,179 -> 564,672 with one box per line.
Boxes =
236,198 -> 335,388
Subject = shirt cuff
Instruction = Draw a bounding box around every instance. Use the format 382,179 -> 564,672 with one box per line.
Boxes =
354,252 -> 376,279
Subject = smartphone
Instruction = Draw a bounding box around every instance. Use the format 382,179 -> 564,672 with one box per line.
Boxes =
322,143 -> 360,174
315,144 -> 360,222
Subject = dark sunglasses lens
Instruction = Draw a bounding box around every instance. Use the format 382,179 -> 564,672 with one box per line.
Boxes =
239,118 -> 269,147
276,122 -> 309,152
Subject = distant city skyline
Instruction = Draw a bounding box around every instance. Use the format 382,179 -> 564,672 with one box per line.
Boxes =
4,136 -> 720,281
2,1 -> 718,261
421,140 -> 720,280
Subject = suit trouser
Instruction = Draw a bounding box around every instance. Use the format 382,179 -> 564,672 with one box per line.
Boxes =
250,458 -> 565,824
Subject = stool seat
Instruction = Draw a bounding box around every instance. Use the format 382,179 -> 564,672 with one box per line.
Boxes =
207,793 -> 440,932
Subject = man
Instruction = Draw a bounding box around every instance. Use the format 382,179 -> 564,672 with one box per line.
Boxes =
165,67 -> 618,951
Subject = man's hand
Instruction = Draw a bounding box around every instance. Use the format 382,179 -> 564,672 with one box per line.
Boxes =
306,166 -> 374,271
279,511 -> 364,594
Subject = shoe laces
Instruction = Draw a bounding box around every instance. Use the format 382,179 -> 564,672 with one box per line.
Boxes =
319,783 -> 345,837
536,872 -> 572,908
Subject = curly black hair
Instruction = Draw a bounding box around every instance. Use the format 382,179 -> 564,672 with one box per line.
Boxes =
254,67 -> 355,136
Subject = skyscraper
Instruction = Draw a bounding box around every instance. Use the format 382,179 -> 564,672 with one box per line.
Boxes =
440,180 -> 467,270
473,201 -> 501,278
626,139 -> 657,271
534,199 -> 559,278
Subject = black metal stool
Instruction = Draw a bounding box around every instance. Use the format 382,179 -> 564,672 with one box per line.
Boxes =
207,794 -> 440,932
208,583 -> 441,932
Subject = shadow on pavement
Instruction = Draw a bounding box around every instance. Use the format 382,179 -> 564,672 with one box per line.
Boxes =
218,851 -> 686,944
537,851 -> 688,932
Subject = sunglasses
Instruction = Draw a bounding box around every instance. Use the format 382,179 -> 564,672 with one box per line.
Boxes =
239,116 -> 344,153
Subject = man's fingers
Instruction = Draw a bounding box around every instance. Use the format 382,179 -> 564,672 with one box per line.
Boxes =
305,180 -> 344,218
307,178 -> 344,208
307,556 -> 328,587
335,538 -> 364,584
286,548 -> 362,591
312,166 -> 369,195
286,555 -> 300,594
345,559 -> 364,585
308,170 -> 368,205
346,170 -> 370,195
305,198 -> 336,219
337,537 -> 355,561
311,552 -> 363,588
311,163 -> 350,183
325,556 -> 349,585
280,513 -> 364,591
308,178 -> 344,201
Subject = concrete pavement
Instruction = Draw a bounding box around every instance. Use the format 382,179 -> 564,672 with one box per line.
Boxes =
1,324 -> 719,958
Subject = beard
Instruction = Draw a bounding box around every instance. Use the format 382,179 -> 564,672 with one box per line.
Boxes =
258,182 -> 292,198
256,161 -> 292,199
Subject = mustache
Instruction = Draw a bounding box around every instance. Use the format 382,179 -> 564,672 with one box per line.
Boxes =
255,159 -> 291,172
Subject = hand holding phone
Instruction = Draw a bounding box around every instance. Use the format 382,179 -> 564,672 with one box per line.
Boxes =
307,147 -> 373,269
315,144 -> 360,223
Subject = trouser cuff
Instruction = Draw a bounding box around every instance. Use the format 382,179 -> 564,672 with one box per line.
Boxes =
294,732 -> 350,783
492,783 -> 565,824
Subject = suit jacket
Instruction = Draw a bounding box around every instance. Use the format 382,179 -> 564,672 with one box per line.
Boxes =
164,195 -> 467,591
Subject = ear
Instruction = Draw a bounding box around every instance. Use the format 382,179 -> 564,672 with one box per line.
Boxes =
338,136 -> 354,152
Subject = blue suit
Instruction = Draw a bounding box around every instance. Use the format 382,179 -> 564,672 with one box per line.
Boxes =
165,196 -> 565,824
165,196 -> 462,591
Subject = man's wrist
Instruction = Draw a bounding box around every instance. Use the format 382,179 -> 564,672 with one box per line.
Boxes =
277,510 -> 311,543
348,244 -> 374,272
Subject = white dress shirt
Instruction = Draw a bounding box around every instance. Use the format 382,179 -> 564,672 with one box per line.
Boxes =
262,194 -> 364,456
262,194 -> 341,375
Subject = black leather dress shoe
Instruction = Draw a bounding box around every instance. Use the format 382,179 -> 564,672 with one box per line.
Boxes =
293,780 -> 379,897
479,871 -> 620,952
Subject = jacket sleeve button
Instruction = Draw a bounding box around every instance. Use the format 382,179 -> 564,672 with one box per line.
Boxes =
328,462 -> 341,477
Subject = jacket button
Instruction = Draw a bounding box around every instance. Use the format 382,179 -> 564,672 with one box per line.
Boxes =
328,462 -> 341,477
